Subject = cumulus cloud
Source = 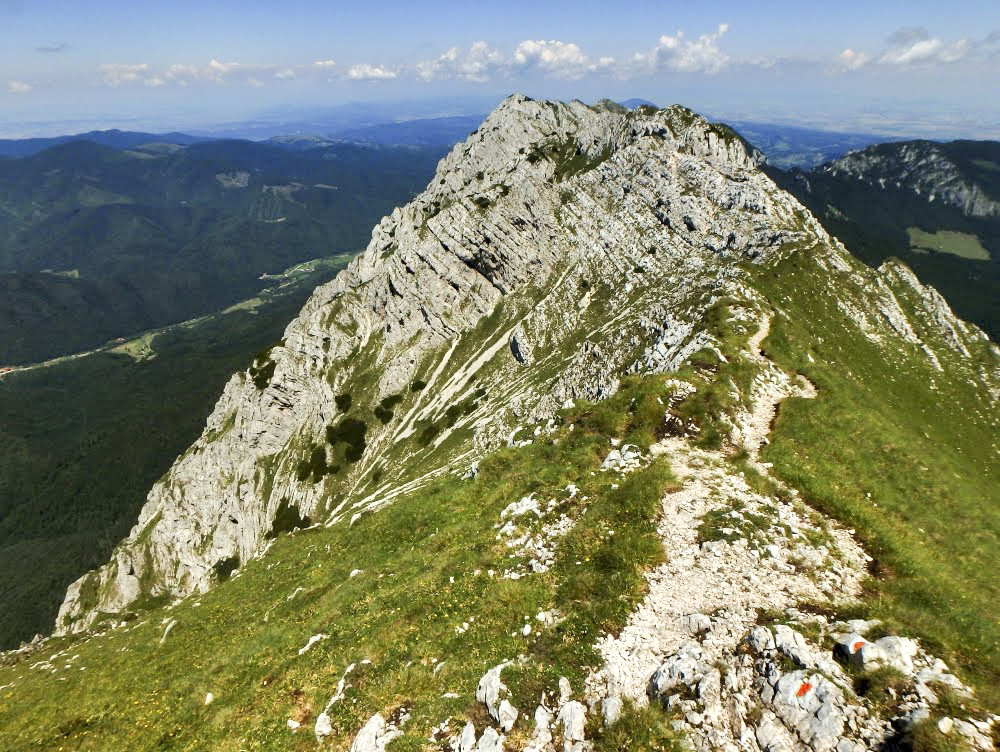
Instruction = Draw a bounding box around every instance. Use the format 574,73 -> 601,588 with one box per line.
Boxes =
166,63 -> 199,81
98,63 -> 152,87
836,48 -> 871,70
414,38 -> 612,82
413,29 -> 733,82
416,41 -> 503,82
87,25 -> 741,92
346,63 -> 397,81
511,40 -> 611,79
7,80 -> 31,93
162,59 -> 277,85
880,33 -> 944,65
877,27 -> 976,67
630,24 -> 730,75
836,27 -> 992,71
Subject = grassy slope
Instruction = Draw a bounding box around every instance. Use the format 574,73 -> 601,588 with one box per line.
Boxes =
0,378 -> 685,751
0,261 -> 349,649
753,251 -> 1000,709
766,165 -> 1000,341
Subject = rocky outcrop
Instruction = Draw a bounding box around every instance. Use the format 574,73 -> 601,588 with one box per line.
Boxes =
54,95 -> 999,642
55,95 -> 813,633
823,141 -> 1000,217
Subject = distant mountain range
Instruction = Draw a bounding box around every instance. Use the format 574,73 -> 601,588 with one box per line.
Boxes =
0,137 -> 445,364
770,138 -> 1000,339
0,130 -> 208,159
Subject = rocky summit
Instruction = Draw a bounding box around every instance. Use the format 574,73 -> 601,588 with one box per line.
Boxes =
55,95 -> 789,631
3,96 -> 997,751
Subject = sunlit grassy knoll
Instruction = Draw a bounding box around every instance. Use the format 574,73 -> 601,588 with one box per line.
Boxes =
907,227 -> 990,261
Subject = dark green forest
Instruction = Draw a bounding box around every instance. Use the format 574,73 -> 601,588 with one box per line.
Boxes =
0,263 -> 348,648
0,139 -> 445,364
768,140 -> 1000,341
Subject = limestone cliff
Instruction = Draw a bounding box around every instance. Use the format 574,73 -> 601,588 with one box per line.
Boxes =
55,96 -> 998,637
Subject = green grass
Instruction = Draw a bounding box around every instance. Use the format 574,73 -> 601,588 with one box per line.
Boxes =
589,701 -> 686,751
907,227 -> 990,261
0,377 -> 677,750
753,251 -> 1000,709
0,265 -> 349,649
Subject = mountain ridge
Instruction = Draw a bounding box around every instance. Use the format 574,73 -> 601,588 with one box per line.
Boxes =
768,138 -> 1000,340
55,94 -> 794,632
5,95 -> 995,750
821,139 -> 1000,218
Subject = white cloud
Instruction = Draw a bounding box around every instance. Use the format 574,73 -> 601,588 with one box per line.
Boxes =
937,39 -> 972,63
836,48 -> 871,70
511,40 -> 606,79
166,63 -> 199,81
416,41 -> 503,82
98,63 -> 152,87
312,60 -> 336,68
415,38 -> 614,82
7,80 -> 31,93
207,59 -> 242,75
836,27 -> 989,72
631,24 -> 730,75
880,37 -> 943,65
162,59 -> 280,85
877,27 -> 977,67
346,63 -> 397,81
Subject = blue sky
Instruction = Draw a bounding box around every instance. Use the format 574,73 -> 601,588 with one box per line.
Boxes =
1,0 -> 998,137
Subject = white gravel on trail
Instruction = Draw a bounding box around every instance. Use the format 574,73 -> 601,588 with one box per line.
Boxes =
587,315 -> 867,704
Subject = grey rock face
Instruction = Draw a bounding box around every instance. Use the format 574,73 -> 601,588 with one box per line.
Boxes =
53,94 -> 999,640
497,699 -> 519,733
555,701 -> 587,752
477,663 -> 509,722
476,727 -> 505,752
824,142 -> 1000,217
601,696 -> 623,726
458,721 -> 477,752
509,327 -> 533,365
56,94 -> 810,634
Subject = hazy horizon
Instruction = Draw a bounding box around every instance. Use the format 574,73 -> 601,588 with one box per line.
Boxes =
2,0 -> 998,140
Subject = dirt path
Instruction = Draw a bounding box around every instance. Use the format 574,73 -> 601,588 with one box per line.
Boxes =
586,314 -> 864,706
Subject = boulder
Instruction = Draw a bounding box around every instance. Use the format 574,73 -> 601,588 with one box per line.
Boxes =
477,663 -> 509,722
872,636 -> 918,675
458,721 -> 477,752
556,701 -> 587,752
497,699 -> 518,732
349,713 -> 402,752
649,641 -> 706,697
525,705 -> 553,751
681,612 -> 713,636
601,696 -> 623,726
768,671 -> 845,752
315,712 -> 333,741
834,633 -> 886,671
476,727 -> 505,752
